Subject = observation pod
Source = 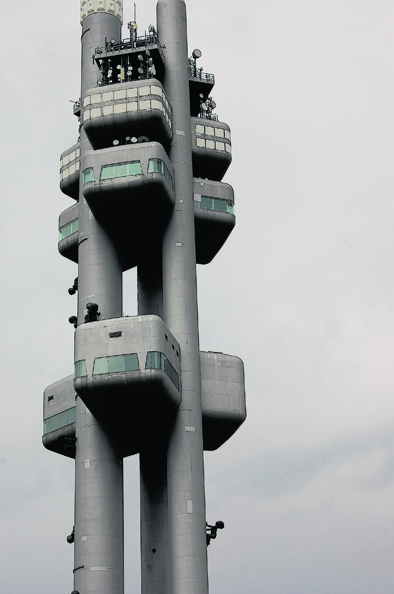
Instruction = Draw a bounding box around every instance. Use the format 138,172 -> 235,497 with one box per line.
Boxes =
81,142 -> 174,215
200,352 -> 246,450
43,375 -> 76,458
192,117 -> 232,180
43,349 -> 246,458
58,177 -> 236,267
74,315 -> 181,456
59,143 -> 81,199
81,142 -> 175,270
58,203 -> 79,263
193,178 -> 235,264
83,79 -> 172,149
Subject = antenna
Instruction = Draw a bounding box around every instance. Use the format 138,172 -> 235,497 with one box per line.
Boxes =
128,4 -> 138,43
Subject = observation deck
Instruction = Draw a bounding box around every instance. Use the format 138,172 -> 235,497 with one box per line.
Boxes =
192,117 -> 232,181
58,203 -> 79,263
59,143 -> 80,200
81,142 -> 175,269
75,315 -> 181,456
43,333 -> 246,458
193,178 -> 235,264
82,79 -> 172,149
200,351 -> 246,450
43,375 -> 76,459
58,176 -> 234,268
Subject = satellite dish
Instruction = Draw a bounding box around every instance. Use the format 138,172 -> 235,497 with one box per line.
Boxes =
137,136 -> 149,143
199,94 -> 204,99
201,103 -> 208,111
113,139 -> 120,146
110,39 -> 116,45
138,55 -> 144,62
148,58 -> 153,66
138,67 -> 144,74
192,49 -> 202,59
146,50 -> 151,57
211,100 -> 216,109
131,137 -> 138,143
117,65 -> 121,70
125,136 -> 131,142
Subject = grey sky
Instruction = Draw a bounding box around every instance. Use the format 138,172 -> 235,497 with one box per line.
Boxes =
1,0 -> 394,592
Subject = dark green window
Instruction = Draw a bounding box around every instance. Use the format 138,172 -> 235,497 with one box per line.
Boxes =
100,161 -> 142,180
93,353 -> 140,375
147,158 -> 174,190
82,167 -> 94,184
58,218 -> 79,241
145,351 -> 179,390
74,360 -> 87,378
200,196 -> 234,214
43,407 -> 76,435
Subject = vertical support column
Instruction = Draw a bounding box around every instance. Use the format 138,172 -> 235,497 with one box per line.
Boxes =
137,248 -> 163,318
74,9 -> 124,594
74,400 -> 124,594
140,446 -> 169,594
138,249 -> 169,594
157,1 -> 209,593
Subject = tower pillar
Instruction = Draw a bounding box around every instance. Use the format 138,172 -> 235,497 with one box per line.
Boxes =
157,1 -> 208,592
74,7 -> 124,594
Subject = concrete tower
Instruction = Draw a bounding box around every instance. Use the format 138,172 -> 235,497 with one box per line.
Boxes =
43,1 -> 246,592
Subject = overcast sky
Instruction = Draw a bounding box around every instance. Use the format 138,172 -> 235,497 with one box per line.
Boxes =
1,0 -> 394,593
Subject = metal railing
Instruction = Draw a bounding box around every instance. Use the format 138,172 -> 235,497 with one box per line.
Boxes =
187,66 -> 215,84
94,32 -> 165,63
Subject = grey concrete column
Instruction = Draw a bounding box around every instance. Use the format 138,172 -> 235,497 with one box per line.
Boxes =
138,248 -> 168,594
74,398 -> 124,594
137,249 -> 163,318
140,446 -> 169,594
74,9 -> 124,594
78,12 -> 123,326
157,1 -> 209,593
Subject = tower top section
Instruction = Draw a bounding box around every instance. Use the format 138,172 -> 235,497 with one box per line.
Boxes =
80,0 -> 123,23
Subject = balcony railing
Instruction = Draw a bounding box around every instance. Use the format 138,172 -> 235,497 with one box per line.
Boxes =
187,66 -> 215,84
94,32 -> 165,63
